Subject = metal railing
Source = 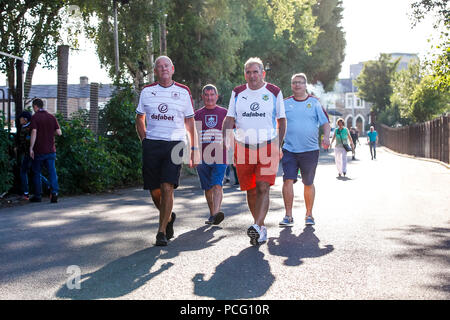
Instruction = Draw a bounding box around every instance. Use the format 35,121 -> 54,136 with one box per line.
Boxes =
378,115 -> 449,164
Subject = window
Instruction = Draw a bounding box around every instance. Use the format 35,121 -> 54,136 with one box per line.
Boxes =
346,93 -> 353,108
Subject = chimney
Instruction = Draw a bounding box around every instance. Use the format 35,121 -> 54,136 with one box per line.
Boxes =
80,76 -> 89,86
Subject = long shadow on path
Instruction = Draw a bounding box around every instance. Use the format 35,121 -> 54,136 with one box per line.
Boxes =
56,225 -> 225,300
192,247 -> 274,300
268,227 -> 334,266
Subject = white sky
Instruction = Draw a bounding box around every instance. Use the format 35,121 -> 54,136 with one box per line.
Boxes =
339,0 -> 441,78
1,0 -> 442,85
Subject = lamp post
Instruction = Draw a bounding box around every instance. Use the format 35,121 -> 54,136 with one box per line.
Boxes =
350,72 -> 355,128
113,0 -> 120,77
264,62 -> 271,81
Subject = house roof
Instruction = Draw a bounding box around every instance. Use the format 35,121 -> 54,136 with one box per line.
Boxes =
0,83 -> 116,100
335,78 -> 355,93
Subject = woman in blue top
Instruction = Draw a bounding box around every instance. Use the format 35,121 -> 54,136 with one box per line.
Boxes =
330,118 -> 354,177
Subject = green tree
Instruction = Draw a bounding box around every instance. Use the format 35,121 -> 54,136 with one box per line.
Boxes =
238,0 -> 321,96
307,0 -> 346,91
410,0 -> 449,91
0,0 -> 86,101
354,53 -> 399,114
82,0 -> 164,91
390,62 -> 422,124
167,0 -> 249,105
409,75 -> 450,122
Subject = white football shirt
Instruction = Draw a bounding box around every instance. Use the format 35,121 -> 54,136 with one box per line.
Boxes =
227,82 -> 286,144
136,82 -> 194,142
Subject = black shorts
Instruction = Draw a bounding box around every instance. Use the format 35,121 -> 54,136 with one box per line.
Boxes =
281,149 -> 319,186
142,139 -> 185,190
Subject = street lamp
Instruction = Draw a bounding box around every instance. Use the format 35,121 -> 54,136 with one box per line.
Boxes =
264,62 -> 271,81
350,72 -> 355,128
113,0 -> 120,76
113,0 -> 130,77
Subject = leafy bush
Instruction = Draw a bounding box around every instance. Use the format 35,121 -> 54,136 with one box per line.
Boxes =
0,112 -> 15,194
98,85 -> 142,185
55,111 -> 126,194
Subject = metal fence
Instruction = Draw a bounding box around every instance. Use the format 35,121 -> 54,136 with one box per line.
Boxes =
378,115 -> 450,164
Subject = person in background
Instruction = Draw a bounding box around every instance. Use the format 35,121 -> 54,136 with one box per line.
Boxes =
349,127 -> 360,160
367,126 -> 378,160
194,84 -> 228,225
330,118 -> 354,178
15,111 -> 50,200
29,98 -> 62,203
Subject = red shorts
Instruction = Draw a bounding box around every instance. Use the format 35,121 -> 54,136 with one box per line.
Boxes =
234,141 -> 280,191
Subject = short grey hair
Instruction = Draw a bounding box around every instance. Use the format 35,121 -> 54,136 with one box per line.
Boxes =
244,57 -> 264,72
154,55 -> 173,68
291,73 -> 307,83
202,84 -> 218,95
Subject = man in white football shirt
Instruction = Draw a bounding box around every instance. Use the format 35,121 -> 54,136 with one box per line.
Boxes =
136,55 -> 199,246
222,57 -> 286,246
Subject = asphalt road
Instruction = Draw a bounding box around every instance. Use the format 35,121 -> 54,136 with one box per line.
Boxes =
0,143 -> 448,300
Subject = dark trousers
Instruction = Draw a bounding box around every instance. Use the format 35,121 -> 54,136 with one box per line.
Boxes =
19,154 -> 49,195
369,141 -> 377,159
32,152 -> 58,196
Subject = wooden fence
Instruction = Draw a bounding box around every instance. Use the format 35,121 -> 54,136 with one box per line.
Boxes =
378,115 -> 449,164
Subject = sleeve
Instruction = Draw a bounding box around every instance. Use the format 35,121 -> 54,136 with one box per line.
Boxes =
54,116 -> 60,130
316,101 -> 329,126
184,89 -> 195,118
136,89 -> 146,115
226,90 -> 237,118
30,116 -> 37,130
276,90 -> 286,119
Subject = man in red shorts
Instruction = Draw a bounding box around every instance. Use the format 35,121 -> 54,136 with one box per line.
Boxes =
222,57 -> 286,245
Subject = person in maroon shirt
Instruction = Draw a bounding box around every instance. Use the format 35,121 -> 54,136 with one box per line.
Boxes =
29,98 -> 62,203
194,84 -> 228,225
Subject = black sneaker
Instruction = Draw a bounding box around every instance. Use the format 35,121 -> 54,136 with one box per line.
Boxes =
166,212 -> 176,240
205,215 -> 215,224
29,196 -> 42,202
156,232 -> 168,246
50,193 -> 58,203
212,211 -> 224,225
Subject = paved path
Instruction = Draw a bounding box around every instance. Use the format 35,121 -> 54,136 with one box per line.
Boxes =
0,143 -> 448,300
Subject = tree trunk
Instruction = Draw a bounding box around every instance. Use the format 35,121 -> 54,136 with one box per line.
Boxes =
57,45 -> 69,119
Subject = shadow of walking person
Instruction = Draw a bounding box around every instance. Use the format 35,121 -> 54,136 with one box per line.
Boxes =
193,247 -> 275,299
268,227 -> 334,266
55,247 -> 173,300
55,225 -> 225,300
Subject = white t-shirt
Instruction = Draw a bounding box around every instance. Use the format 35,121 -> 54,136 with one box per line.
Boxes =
136,82 -> 194,142
227,82 -> 286,144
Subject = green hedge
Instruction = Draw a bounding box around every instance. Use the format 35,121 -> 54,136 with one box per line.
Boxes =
53,85 -> 143,194
0,112 -> 14,194
55,111 -> 126,194
98,85 -> 142,185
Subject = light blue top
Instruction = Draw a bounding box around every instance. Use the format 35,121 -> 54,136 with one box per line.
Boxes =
367,131 -> 378,142
283,95 -> 329,153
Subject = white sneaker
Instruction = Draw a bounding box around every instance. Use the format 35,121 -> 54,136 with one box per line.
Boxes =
258,226 -> 267,243
247,224 -> 261,245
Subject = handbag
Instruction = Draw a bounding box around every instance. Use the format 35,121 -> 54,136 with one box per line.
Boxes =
343,143 -> 353,152
338,129 -> 352,152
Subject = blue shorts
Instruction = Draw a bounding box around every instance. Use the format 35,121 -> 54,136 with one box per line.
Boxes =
196,163 -> 227,190
281,149 -> 319,186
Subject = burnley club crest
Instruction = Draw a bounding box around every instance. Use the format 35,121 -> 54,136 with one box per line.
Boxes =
205,115 -> 218,128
